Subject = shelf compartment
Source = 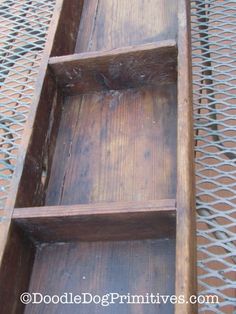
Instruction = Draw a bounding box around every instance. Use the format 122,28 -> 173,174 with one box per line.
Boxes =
9,200 -> 176,313
47,86 -> 177,206
15,71 -> 177,207
25,239 -> 175,314
50,0 -> 178,57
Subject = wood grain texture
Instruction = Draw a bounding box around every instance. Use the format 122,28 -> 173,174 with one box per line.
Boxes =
25,239 -> 175,314
14,199 -> 175,218
75,0 -> 177,52
45,84 -> 177,205
175,1 -> 197,313
15,71 -> 62,208
51,0 -> 84,57
13,200 -> 176,242
49,41 -> 177,94
0,224 -> 35,314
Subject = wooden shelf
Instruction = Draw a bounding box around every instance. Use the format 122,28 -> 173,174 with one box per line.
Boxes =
49,40 -> 177,95
13,198 -> 175,218
13,199 -> 176,242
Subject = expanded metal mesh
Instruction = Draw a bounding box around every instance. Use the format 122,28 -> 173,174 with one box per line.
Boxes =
0,0 -> 235,312
0,0 -> 55,210
191,0 -> 236,313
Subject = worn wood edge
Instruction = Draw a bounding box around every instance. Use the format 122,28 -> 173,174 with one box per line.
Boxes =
0,223 -> 36,313
49,39 -> 177,64
13,199 -> 176,219
0,0 -> 65,266
13,200 -> 176,243
175,1 -> 197,313
51,0 -> 84,56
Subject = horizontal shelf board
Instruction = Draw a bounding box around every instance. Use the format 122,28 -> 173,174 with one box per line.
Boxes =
13,199 -> 176,219
49,40 -> 177,95
13,199 -> 176,242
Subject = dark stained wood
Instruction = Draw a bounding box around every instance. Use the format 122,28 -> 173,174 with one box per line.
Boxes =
49,41 -> 177,94
51,0 -> 84,57
14,199 -> 175,218
45,84 -> 177,205
13,199 -> 176,242
25,239 -> 175,314
15,71 -> 62,208
0,224 -> 35,314
75,0 -> 177,52
176,1 -> 197,313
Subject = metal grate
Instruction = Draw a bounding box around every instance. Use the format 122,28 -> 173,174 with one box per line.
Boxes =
191,0 -> 236,313
0,0 -> 55,210
0,0 -> 235,312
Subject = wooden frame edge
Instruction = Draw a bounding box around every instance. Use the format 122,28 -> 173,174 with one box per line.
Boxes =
13,199 -> 176,219
176,1 -> 197,313
0,0 -> 64,266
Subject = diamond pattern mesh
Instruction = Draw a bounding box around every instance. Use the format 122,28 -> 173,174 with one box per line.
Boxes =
0,0 -> 55,210
0,0 -> 235,312
191,1 -> 236,313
